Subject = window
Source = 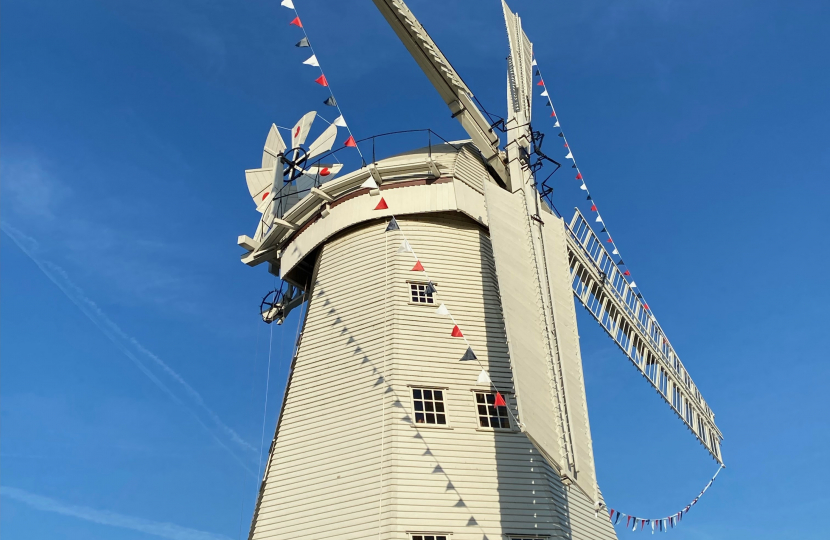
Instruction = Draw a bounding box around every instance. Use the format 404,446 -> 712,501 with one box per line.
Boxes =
409,282 -> 434,304
410,535 -> 447,540
474,392 -> 510,429
412,388 -> 447,425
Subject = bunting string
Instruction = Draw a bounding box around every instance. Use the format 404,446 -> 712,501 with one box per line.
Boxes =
607,464 -> 724,533
532,59 -> 656,316
281,0 -> 365,160
532,55 -> 724,533
374,206 -> 520,427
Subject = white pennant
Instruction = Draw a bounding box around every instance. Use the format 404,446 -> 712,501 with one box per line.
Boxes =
566,151 -> 574,160
361,177 -> 379,189
612,248 -> 619,255
541,90 -> 548,97
397,240 -> 413,253
435,303 -> 449,316
281,0 -> 294,8
580,183 -> 587,191
334,115 -> 347,127
531,58 -> 537,66
303,55 -> 319,67
477,370 -> 491,384
596,215 -> 603,223
553,121 -> 560,127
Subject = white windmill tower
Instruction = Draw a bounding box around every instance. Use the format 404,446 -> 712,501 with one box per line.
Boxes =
237,2 -> 723,539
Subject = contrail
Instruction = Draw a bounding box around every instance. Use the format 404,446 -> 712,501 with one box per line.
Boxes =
2,222 -> 257,472
1,486 -> 233,540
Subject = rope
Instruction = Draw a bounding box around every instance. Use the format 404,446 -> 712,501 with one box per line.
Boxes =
256,323 -> 275,484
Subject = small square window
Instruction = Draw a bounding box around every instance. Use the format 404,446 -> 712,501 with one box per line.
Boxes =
474,392 -> 510,429
410,282 -> 435,304
412,388 -> 447,425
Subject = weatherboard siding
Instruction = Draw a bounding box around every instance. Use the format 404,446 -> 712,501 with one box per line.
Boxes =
250,209 -> 616,539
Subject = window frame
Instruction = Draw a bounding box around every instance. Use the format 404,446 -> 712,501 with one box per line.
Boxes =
408,385 -> 452,429
406,280 -> 437,306
408,533 -> 452,540
470,389 -> 516,432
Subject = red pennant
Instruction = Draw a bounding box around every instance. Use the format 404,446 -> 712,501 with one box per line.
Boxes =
643,303 -> 650,310
575,172 -> 582,180
494,392 -> 506,407
623,270 -> 631,276
289,16 -> 302,28
315,74 -> 328,86
451,325 -> 463,338
262,191 -> 270,201
564,142 -> 569,148
590,205 -> 597,211
610,510 -> 615,520
606,238 -> 613,243
536,80 -> 544,86
344,135 -> 356,147
550,110 -> 556,117
374,198 -> 388,210
320,167 -> 330,176
411,260 -> 424,271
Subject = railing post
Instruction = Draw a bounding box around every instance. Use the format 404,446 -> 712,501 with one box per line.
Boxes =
428,130 -> 432,159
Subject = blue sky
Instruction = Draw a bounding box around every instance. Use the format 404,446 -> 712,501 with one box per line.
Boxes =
2,0 -> 829,539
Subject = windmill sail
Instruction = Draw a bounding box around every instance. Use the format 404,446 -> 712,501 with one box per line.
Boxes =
262,123 -> 285,169
290,111 -> 316,150
305,122 -> 338,162
566,209 -> 723,461
489,1 -> 599,504
371,0 -> 509,186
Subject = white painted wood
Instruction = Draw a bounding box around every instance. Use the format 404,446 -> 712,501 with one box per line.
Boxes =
483,180 -> 568,478
540,214 -> 598,504
262,124 -> 286,169
249,213 -> 616,540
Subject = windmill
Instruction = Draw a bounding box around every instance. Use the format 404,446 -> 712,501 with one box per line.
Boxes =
237,1 -> 723,538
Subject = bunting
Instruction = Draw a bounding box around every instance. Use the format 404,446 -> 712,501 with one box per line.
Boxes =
604,465 -> 723,533
282,0 -> 364,161
379,212 -> 526,433
533,54 -> 662,320
460,347 -> 477,361
361,177 -> 379,190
